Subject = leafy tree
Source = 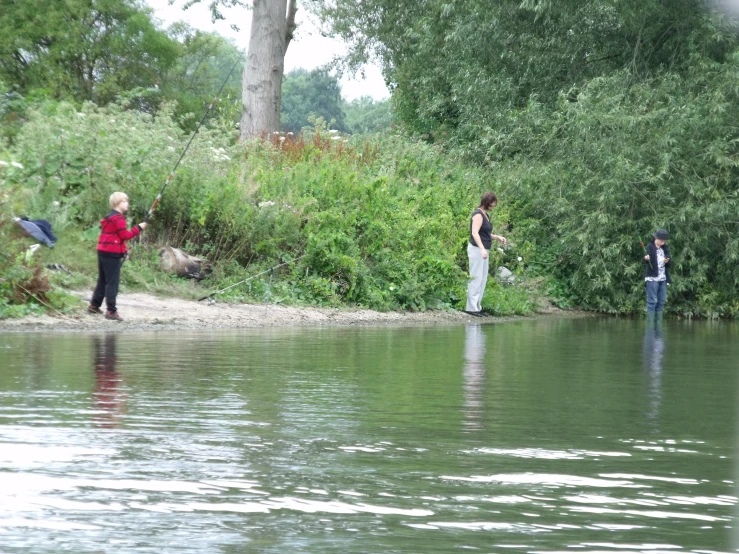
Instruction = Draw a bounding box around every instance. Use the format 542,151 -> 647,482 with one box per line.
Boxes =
0,0 -> 180,104
316,0 -> 739,316
174,0 -> 300,139
160,25 -> 243,130
343,96 -> 393,134
281,69 -> 347,133
318,0 -> 735,139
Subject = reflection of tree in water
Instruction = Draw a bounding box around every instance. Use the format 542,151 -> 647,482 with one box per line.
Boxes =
463,324 -> 486,432
93,334 -> 125,428
642,320 -> 664,427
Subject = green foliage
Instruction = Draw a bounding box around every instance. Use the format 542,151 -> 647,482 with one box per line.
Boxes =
481,282 -> 538,316
322,0 -> 737,140
318,0 -> 739,317
2,102 -> 539,314
495,62 -> 739,317
160,26 -> 243,132
0,81 -> 28,145
0,0 -> 180,104
344,96 -> 394,134
281,69 -> 348,134
0,192 -> 78,318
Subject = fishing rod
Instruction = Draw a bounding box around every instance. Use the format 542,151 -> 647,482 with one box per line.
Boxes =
639,235 -> 654,270
144,53 -> 243,223
198,254 -> 308,302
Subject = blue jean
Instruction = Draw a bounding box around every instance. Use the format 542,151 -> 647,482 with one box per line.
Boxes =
645,280 -> 667,312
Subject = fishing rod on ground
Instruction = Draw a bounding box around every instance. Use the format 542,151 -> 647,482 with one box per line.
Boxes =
198,254 -> 308,302
143,53 -> 243,224
639,235 -> 654,270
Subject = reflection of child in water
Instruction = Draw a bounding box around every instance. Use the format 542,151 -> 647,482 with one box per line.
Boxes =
93,335 -> 125,428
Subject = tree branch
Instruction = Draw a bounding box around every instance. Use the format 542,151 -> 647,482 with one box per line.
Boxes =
285,0 -> 298,50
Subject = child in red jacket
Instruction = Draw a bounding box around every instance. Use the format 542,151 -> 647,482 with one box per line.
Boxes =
89,192 -> 147,321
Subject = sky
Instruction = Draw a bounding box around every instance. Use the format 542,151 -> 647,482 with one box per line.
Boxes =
144,0 -> 389,101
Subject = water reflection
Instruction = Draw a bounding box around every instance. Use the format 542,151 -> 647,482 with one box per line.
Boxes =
462,325 -> 486,431
1,322 -> 737,553
642,318 -> 664,426
92,334 -> 125,428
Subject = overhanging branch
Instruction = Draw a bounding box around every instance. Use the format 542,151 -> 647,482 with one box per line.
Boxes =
285,0 -> 298,49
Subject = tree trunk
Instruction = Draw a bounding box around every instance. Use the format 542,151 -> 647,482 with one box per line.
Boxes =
240,0 -> 297,140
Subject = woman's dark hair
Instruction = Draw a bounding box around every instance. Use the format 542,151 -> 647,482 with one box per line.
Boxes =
479,192 -> 498,210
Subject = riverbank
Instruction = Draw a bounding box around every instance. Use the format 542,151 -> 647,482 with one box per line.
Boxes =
0,291 -> 580,333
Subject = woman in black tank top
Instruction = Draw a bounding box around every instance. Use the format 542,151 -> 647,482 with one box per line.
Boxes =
466,192 -> 507,316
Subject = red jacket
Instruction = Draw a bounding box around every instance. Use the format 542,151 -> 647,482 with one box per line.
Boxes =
97,211 -> 141,256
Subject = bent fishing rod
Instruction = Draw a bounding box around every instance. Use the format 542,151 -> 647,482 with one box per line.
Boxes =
639,235 -> 654,271
198,254 -> 308,302
144,53 -> 243,223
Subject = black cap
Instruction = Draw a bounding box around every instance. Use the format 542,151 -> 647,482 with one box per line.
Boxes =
653,229 -> 669,240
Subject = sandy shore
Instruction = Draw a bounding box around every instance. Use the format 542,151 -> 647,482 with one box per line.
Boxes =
0,291 -> 579,333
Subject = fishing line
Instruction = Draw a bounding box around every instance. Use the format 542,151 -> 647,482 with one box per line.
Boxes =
198,254 -> 307,302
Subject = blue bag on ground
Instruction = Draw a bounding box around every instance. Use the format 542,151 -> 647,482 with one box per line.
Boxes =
15,216 -> 57,247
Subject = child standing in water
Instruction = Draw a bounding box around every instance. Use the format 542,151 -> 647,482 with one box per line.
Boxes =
644,228 -> 671,317
89,192 -> 147,321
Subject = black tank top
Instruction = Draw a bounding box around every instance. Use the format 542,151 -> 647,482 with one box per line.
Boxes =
469,208 -> 493,249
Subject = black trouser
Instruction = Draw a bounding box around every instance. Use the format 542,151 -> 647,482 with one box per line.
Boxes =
91,254 -> 123,313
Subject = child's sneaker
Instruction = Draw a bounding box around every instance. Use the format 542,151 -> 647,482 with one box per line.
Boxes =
105,311 -> 123,321
88,305 -> 103,314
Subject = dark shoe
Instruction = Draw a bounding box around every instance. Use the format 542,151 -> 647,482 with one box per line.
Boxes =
105,311 -> 123,321
88,305 -> 103,315
465,310 -> 484,317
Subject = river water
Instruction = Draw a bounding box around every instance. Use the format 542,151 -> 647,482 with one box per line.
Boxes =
0,318 -> 737,553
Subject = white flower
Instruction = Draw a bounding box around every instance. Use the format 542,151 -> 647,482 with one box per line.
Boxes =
218,147 -> 226,152
287,132 -> 294,136
77,112 -> 86,117
272,131 -> 280,135
167,146 -> 175,152
331,136 -> 341,141
258,201 -> 276,208
167,136 -> 173,141
389,285 -> 395,291
221,154 -> 231,161
517,256 -> 523,262
329,129 -> 339,134
11,161 -> 23,169
497,247 -> 504,254
279,136 -> 286,142
53,201 -> 60,207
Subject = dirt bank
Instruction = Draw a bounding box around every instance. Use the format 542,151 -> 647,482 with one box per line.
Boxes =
0,291 -> 580,333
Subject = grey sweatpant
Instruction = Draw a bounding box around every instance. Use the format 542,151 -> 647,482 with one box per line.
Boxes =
466,243 -> 489,312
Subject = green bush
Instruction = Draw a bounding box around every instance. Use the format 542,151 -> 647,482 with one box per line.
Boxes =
0,202 -> 78,318
490,58 -> 739,317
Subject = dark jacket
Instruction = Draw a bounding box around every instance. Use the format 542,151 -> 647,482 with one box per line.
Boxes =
97,210 -> 141,257
644,241 -> 672,284
17,217 -> 57,247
